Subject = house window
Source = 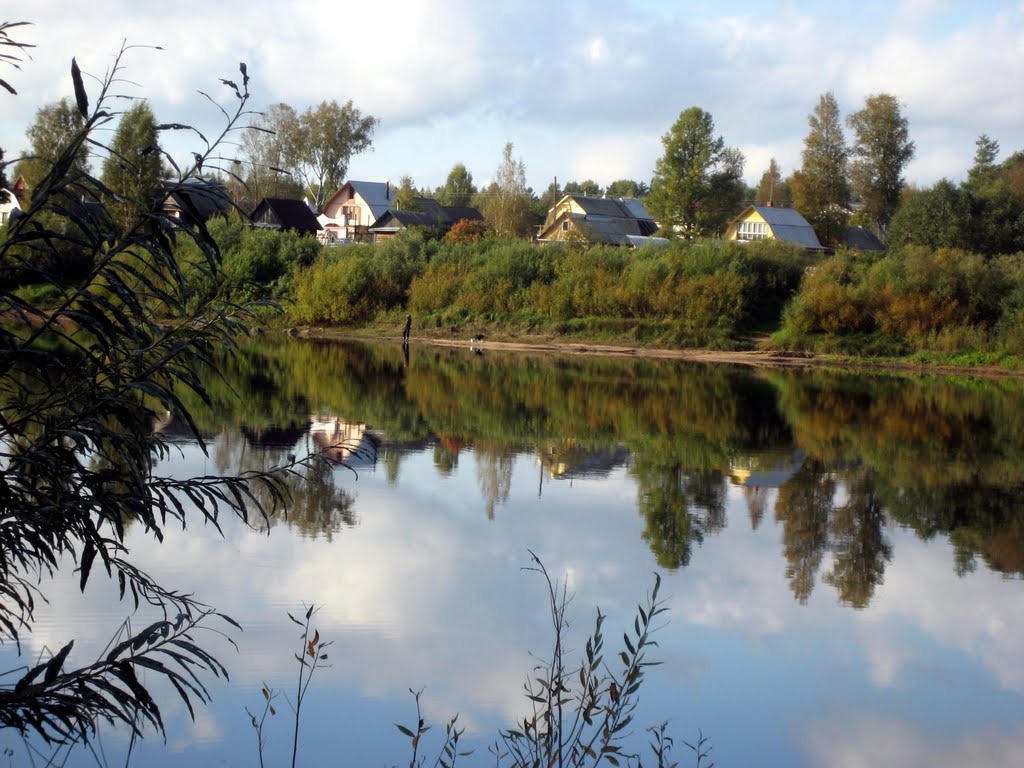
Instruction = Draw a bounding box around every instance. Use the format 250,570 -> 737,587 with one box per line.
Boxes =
561,220 -> 569,232
342,205 -> 359,225
737,220 -> 768,240
0,212 -> 7,225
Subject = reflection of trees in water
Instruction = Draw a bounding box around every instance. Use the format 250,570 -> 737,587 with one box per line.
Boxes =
774,463 -> 892,608
212,428 -> 355,540
744,486 -> 770,530
775,460 -> 834,604
823,470 -> 892,609
475,441 -> 515,520
631,460 -> 726,570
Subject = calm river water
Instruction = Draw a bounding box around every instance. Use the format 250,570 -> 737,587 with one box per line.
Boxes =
4,338 -> 1024,766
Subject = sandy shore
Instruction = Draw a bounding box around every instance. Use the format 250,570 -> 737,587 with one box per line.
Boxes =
298,328 -> 1023,379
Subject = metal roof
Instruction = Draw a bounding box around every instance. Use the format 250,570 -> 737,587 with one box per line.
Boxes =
346,180 -> 396,219
747,205 -> 823,249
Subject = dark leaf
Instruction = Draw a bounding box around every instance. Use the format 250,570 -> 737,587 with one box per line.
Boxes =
71,57 -> 89,117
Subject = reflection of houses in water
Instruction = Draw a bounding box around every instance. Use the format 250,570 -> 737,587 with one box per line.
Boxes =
728,449 -> 805,488
241,423 -> 310,450
309,416 -> 380,469
535,441 -> 631,495
151,410 -> 216,444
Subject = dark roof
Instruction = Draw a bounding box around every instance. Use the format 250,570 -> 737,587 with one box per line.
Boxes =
570,195 -> 654,220
844,225 -> 886,252
250,197 -> 322,233
368,199 -> 484,232
161,178 -> 233,220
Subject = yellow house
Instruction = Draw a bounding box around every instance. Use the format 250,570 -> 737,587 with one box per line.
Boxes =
723,204 -> 824,250
537,194 -> 666,247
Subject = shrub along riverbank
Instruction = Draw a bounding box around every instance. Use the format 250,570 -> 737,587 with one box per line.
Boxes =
8,213 -> 1024,366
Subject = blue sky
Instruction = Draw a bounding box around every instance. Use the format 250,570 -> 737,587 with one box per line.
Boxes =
3,1 -> 1024,197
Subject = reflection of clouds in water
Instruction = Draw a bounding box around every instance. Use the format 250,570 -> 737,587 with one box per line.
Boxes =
800,717 -> 1024,768
9,446 -> 1024,763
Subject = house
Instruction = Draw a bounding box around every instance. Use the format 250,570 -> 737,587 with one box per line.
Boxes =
367,197 -> 484,241
318,181 -> 396,244
0,176 -> 28,226
536,195 -> 666,247
843,225 -> 885,252
249,197 -> 322,236
723,204 -> 824,251
160,178 -> 233,225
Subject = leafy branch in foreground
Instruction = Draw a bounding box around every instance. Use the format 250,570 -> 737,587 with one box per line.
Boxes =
0,24 -> 309,747
489,551 -> 671,767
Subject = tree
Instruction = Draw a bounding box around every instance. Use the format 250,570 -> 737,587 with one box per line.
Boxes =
886,179 -> 975,250
847,93 -> 915,236
435,162 -> 476,207
1,38 -> 302,746
562,179 -> 603,197
100,100 -> 162,233
790,92 -> 851,248
482,141 -> 532,238
967,134 -> 1000,191
287,99 -> 377,210
754,158 -> 790,205
13,97 -> 90,195
393,174 -> 420,211
605,178 -> 650,198
647,106 -> 745,238
233,102 -> 305,212
0,146 -> 9,196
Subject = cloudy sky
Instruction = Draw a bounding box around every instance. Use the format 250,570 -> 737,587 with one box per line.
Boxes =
3,0 -> 1024,195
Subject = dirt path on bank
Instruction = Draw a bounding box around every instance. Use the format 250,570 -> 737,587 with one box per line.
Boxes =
298,328 -> 1024,380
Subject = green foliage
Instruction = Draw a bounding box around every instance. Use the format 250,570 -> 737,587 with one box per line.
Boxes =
648,106 -> 745,238
101,100 -> 162,233
790,92 -> 850,248
0,37 -> 307,747
231,102 -> 306,213
483,142 -> 533,239
847,93 -> 915,235
436,162 -> 477,207
13,96 -> 90,195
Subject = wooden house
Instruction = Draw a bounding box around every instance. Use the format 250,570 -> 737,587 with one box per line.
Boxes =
250,197 -> 322,236
367,197 -> 483,241
160,179 -> 233,226
537,195 -> 665,247
723,205 -> 824,250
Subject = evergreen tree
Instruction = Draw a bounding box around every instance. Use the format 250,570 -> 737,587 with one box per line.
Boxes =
790,92 -> 850,247
847,93 -> 915,236
101,101 -> 162,232
647,106 -> 745,238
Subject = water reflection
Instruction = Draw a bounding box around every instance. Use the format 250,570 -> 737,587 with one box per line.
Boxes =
7,337 -> 1024,766
189,338 -> 1024,608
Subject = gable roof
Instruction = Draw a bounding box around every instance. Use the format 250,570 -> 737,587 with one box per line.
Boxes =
729,205 -> 823,250
539,195 -> 659,245
844,225 -> 885,252
320,180 -> 396,220
368,198 -> 484,233
161,178 -> 233,220
250,197 -> 322,233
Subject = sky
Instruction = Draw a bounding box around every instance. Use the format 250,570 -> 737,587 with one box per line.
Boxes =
3,0 -> 1024,197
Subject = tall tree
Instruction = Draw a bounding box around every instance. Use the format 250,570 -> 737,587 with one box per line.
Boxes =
647,106 -> 744,238
790,92 -> 850,247
101,101 -> 162,232
847,93 -> 915,236
234,102 -> 304,212
288,99 -> 377,210
483,141 -> 532,238
755,158 -> 790,205
435,162 -> 476,207
967,134 -> 1000,191
14,97 -> 89,195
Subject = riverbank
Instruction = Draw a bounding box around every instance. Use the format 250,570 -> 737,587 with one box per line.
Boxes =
296,325 -> 1024,379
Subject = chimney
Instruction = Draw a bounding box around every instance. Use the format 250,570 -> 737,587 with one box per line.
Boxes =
386,181 -> 390,200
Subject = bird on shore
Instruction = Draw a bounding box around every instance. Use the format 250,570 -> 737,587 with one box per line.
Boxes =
469,334 -> 485,343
